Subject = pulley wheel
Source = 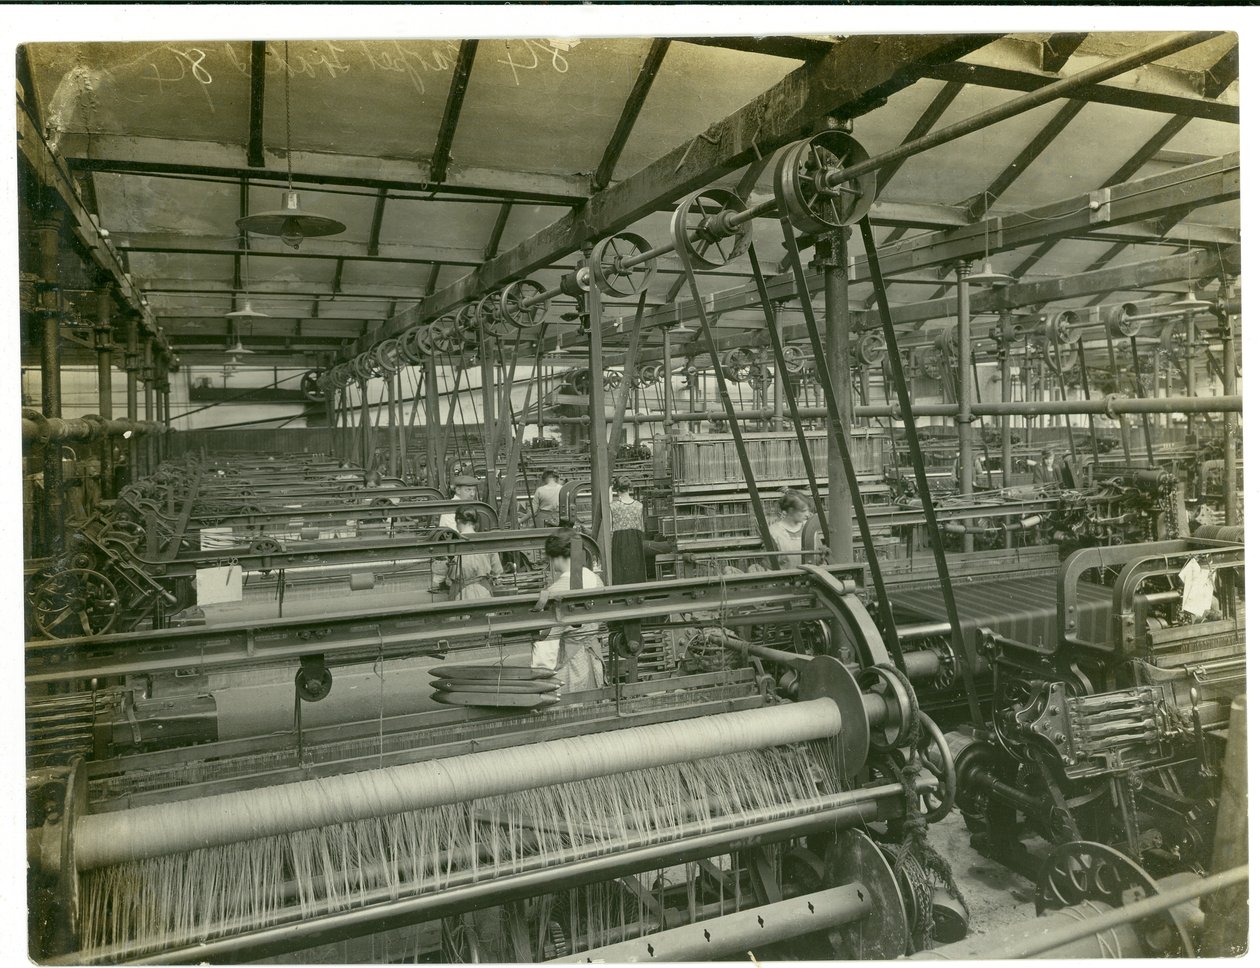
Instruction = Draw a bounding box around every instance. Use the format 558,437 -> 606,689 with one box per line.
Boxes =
500,279 -> 549,328
330,363 -> 354,389
670,187 -> 753,270
373,338 -> 403,375
782,344 -> 808,374
602,368 -> 623,391
300,369 -> 326,402
477,290 -> 516,340
859,664 -> 919,752
32,568 -> 120,639
826,828 -> 909,960
799,654 -> 869,779
571,369 -> 592,395
249,537 -> 284,557
915,711 -> 957,823
1035,840 -> 1194,957
774,131 -> 877,233
352,352 -> 382,381
589,232 -> 658,296
399,326 -> 429,364
1106,301 -> 1143,338
455,304 -> 481,346
430,314 -> 463,355
1045,310 -> 1085,346
723,346 -> 758,383
856,332 -> 887,367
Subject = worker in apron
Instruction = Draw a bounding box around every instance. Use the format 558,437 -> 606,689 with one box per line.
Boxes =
446,506 -> 503,600
430,474 -> 482,593
534,529 -> 605,695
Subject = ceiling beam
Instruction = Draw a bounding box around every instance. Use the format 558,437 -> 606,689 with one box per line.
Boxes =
678,36 -> 834,62
1039,33 -> 1089,72
963,99 -> 1086,220
347,33 -> 992,358
592,39 -> 671,191
875,80 -> 965,195
16,99 -> 164,345
1201,43 -> 1239,99
862,245 -> 1230,328
428,40 -> 479,185
247,41 -> 267,168
918,57 -> 1238,124
367,188 -> 388,257
1007,113 -> 1193,283
483,202 -> 513,260
61,134 -> 589,204
631,247 -> 1232,366
577,152 -> 1239,352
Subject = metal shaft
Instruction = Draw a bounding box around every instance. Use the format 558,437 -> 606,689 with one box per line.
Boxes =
549,885 -> 870,963
817,31 -> 1219,196
956,263 -> 973,552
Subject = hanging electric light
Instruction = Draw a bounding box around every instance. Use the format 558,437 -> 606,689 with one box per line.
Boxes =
235,42 -> 345,249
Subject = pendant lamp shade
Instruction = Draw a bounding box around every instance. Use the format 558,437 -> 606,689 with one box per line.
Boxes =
236,190 -> 346,250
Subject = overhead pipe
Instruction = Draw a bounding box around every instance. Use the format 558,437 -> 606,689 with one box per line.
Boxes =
21,410 -> 164,447
531,394 -> 1241,424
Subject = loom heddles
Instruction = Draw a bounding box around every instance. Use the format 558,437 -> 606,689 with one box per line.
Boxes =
78,742 -> 834,959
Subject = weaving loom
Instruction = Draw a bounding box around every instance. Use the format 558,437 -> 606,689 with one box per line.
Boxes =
28,564 -> 948,964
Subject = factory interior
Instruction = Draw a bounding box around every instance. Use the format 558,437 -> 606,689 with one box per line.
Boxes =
16,25 -> 1249,964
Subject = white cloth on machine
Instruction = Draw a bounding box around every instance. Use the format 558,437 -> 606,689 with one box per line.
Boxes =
543,566 -> 606,695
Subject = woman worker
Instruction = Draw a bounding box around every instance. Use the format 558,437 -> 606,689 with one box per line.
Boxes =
768,490 -> 811,567
534,529 -> 605,695
445,506 -> 503,600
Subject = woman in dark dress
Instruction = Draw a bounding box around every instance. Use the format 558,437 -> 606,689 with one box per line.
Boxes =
608,476 -> 647,659
609,476 -> 647,584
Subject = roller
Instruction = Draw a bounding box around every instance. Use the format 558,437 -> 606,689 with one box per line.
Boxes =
36,697 -> 850,873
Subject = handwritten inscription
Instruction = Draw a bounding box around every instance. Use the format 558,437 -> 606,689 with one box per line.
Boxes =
99,38 -> 575,110
497,40 -> 571,86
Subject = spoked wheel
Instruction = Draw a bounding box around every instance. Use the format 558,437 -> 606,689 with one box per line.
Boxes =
31,569 -> 121,639
774,131 -> 877,233
1035,840 -> 1194,956
670,188 -> 753,269
915,711 -> 957,823
589,232 -> 658,296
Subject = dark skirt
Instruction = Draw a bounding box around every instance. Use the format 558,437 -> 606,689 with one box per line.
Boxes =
611,527 -> 647,584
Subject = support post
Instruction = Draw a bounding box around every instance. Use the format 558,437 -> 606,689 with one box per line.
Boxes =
480,340 -> 498,509
142,339 -> 155,477
155,352 -> 170,466
396,370 -> 407,475
771,306 -> 785,431
358,379 -> 371,472
585,260 -> 613,570
426,356 -> 440,489
1219,298 -> 1238,525
94,284 -> 115,499
819,233 -> 854,562
662,327 -> 674,436
956,262 -> 974,552
37,212 -> 64,550
125,314 -> 140,482
385,367 -> 398,479
997,313 -> 1013,489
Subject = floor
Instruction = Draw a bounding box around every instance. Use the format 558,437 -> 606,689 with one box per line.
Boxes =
931,809 -> 1041,939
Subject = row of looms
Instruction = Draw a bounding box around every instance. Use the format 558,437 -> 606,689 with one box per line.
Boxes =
17,27 -> 1247,964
